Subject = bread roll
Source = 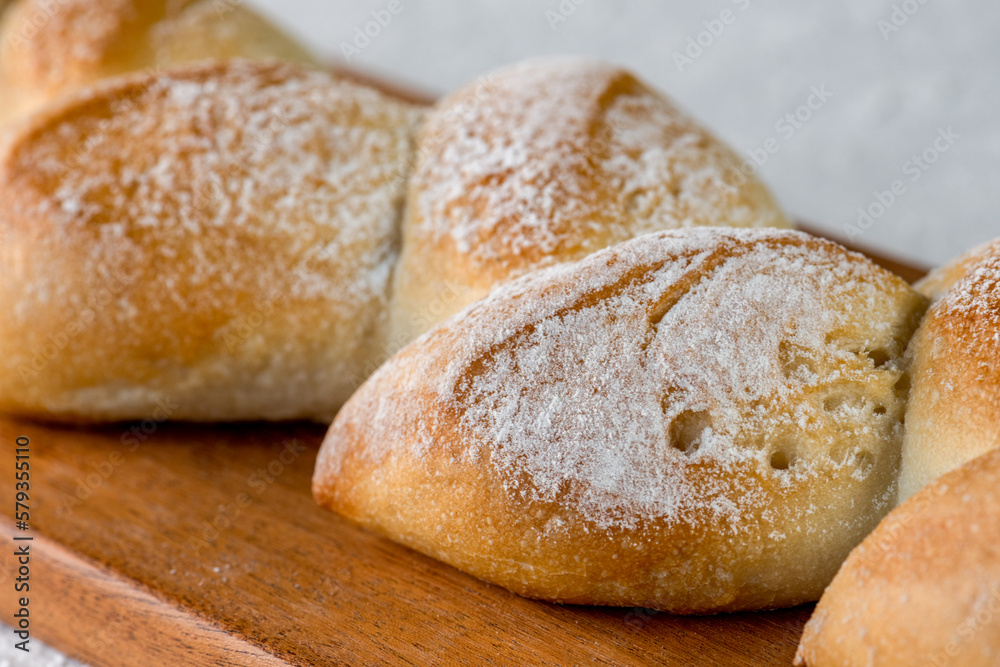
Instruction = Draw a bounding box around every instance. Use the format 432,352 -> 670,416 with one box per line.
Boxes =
315,228 -> 926,613
387,57 -> 790,349
915,237 -> 1000,301
0,61 -> 422,423
796,446 -> 1000,666
0,0 -> 318,124
897,238 -> 1000,502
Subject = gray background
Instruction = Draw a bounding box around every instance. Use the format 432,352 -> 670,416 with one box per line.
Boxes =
256,0 -> 999,268
5,1 -> 998,664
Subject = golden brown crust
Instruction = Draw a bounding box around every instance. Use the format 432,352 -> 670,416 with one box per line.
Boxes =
898,238 -> 1000,502
0,61 -> 422,422
796,447 -> 1000,667
387,57 -> 790,349
0,0 -> 318,124
915,237 -> 1000,301
315,228 -> 926,613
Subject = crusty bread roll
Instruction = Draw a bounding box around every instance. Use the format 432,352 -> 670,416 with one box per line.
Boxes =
915,237 -> 1000,301
0,0 -> 318,125
387,57 -> 791,349
0,60 -> 422,423
796,446 -> 1000,666
315,228 -> 926,613
897,238 -> 1000,502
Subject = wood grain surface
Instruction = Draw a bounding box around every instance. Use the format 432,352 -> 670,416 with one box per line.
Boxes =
0,240 -> 926,667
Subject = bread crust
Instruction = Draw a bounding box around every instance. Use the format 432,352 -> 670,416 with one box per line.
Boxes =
388,57 -> 790,348
796,446 -> 1000,667
898,238 -> 1000,502
316,228 -> 926,613
0,0 -> 318,124
0,61 -> 422,422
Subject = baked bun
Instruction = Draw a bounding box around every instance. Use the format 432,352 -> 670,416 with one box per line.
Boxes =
387,57 -> 790,348
915,237 -> 1000,301
0,61 -> 422,423
314,228 -> 926,613
897,238 -> 1000,502
796,447 -> 1000,666
0,0 -> 318,124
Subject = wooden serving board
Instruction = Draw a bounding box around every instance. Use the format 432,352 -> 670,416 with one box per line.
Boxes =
0,230 -> 926,667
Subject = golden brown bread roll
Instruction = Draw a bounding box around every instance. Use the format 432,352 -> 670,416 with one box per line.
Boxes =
795,446 -> 1000,667
0,60 -> 422,422
0,0 -> 318,125
387,57 -> 791,349
315,228 -> 927,613
915,237 -> 1000,301
897,238 -> 1000,502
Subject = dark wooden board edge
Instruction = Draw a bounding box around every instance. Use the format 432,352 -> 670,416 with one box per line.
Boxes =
0,519 -> 286,667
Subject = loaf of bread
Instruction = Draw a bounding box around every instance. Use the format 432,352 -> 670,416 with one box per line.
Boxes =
796,446 -> 1000,666
0,0 -> 318,125
387,57 -> 790,348
897,238 -> 1000,502
315,228 -> 926,613
0,61 -> 421,422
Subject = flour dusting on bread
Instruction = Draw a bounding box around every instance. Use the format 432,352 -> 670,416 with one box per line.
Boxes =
0,61 -> 423,421
410,57 -> 786,270
439,229 -> 918,529
317,227 -> 928,612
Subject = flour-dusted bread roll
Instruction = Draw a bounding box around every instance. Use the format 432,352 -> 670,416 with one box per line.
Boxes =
0,0 -> 318,124
897,238 -> 1000,502
915,237 -> 1000,301
0,61 -> 422,423
315,228 -> 926,613
387,57 -> 790,348
796,447 -> 1000,667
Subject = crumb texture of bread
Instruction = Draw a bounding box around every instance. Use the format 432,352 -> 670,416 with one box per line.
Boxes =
0,0 -> 318,124
316,228 -> 926,613
898,237 -> 1000,502
796,446 -> 1000,667
388,57 -> 790,347
0,61 -> 422,422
